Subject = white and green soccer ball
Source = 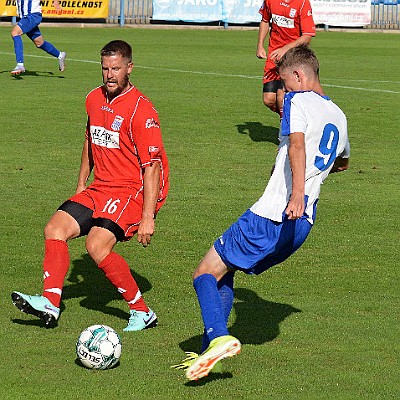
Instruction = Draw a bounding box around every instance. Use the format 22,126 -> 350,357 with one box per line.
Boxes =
76,325 -> 122,369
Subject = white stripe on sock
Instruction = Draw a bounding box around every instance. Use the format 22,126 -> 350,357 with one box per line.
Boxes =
128,290 -> 142,305
45,288 -> 62,296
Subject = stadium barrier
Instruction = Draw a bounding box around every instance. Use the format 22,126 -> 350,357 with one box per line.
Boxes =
106,0 -> 399,29
370,0 -> 400,28
1,0 -> 398,29
108,0 -> 152,24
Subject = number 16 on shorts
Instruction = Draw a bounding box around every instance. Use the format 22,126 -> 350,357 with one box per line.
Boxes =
102,198 -> 121,215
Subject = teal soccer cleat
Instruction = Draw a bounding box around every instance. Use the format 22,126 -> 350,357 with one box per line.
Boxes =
11,291 -> 60,328
123,309 -> 158,332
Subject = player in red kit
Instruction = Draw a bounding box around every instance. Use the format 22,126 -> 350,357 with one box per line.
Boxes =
11,40 -> 169,332
256,0 -> 316,117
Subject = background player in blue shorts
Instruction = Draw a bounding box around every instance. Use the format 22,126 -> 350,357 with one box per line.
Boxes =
173,45 -> 351,381
11,0 -> 66,75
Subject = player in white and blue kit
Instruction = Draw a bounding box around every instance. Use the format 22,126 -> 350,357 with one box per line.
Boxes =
174,45 -> 350,381
11,0 -> 66,75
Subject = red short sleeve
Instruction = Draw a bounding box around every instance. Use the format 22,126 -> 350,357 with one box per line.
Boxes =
130,98 -> 165,168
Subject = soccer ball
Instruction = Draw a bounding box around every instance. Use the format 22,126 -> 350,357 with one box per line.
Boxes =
76,325 -> 122,369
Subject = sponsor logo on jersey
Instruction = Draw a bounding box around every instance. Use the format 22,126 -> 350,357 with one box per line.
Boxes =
145,118 -> 160,129
91,126 -> 120,149
111,115 -> 124,131
272,13 -> 295,28
149,146 -> 159,153
101,105 -> 114,113
289,8 -> 296,18
280,2 -> 289,7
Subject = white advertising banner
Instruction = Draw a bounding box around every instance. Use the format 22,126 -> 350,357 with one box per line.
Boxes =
152,0 -> 263,24
310,0 -> 371,26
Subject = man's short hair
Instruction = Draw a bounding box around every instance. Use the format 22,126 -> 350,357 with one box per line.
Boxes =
101,40 -> 132,63
277,45 -> 319,77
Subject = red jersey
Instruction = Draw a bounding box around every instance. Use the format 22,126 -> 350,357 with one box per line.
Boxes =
259,0 -> 316,53
85,85 -> 169,204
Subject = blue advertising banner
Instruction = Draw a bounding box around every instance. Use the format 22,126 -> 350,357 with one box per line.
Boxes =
152,0 -> 263,24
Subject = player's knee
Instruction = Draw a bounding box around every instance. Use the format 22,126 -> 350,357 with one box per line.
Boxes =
11,25 -> 22,37
44,220 -> 67,240
85,239 -> 97,261
85,239 -> 106,265
263,96 -> 277,112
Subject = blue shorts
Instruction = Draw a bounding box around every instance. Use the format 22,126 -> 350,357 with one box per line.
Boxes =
18,13 -> 42,40
214,209 -> 312,275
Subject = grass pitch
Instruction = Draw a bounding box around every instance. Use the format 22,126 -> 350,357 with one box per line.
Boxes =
0,26 -> 399,399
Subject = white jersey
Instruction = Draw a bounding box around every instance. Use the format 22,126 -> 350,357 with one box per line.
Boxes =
250,91 -> 349,224
17,0 -> 42,18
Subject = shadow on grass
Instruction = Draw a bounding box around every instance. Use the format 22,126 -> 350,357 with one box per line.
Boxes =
236,122 -> 279,145
177,287 -> 301,384
6,70 -> 65,79
184,371 -> 234,386
11,254 -> 153,326
61,254 -> 153,321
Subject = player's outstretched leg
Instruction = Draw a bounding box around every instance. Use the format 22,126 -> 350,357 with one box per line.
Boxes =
11,291 -> 59,328
11,35 -> 25,75
123,308 -> 158,332
185,335 -> 241,381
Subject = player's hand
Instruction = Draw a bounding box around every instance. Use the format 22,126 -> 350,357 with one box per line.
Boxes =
285,194 -> 305,220
270,46 -> 289,62
330,157 -> 349,173
256,47 -> 267,59
137,216 -> 155,247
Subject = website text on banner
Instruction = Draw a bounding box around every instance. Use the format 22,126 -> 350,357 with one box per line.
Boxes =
0,0 -> 109,18
152,0 -> 263,24
310,0 -> 371,26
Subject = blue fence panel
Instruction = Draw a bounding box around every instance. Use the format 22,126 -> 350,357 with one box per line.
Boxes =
370,0 -> 400,27
108,0 -> 152,24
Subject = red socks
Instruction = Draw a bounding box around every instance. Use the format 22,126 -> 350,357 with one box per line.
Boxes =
98,252 -> 149,312
42,241 -> 147,312
42,239 -> 70,307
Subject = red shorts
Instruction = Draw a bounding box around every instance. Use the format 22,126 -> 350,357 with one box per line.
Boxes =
263,59 -> 281,85
68,185 -> 164,240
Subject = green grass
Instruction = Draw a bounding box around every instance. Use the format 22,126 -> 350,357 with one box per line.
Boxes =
0,26 -> 399,399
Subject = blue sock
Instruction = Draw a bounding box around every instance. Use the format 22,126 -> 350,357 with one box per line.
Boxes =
38,41 -> 60,58
193,274 -> 229,347
201,272 -> 234,352
13,36 -> 24,64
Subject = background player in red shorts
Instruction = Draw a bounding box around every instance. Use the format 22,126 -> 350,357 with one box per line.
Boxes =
11,40 -> 169,332
256,0 -> 316,117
